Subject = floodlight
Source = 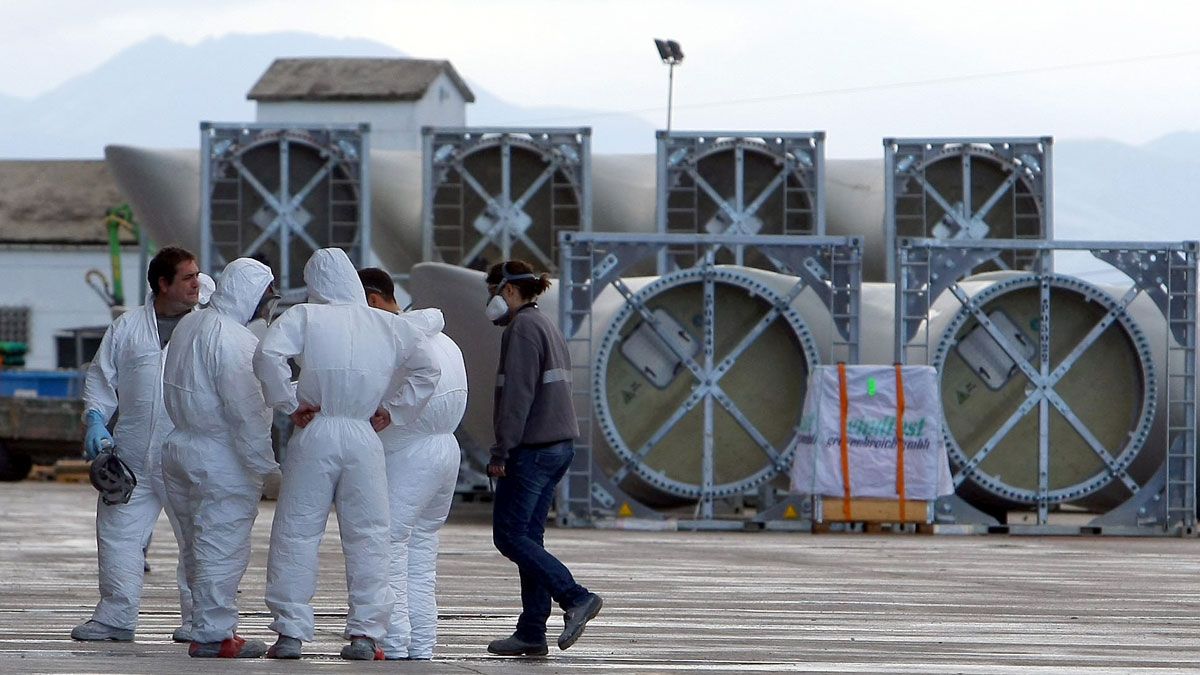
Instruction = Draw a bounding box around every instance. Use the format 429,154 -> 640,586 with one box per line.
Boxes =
654,39 -> 672,62
666,40 -> 684,63
654,38 -> 685,132
653,38 -> 684,65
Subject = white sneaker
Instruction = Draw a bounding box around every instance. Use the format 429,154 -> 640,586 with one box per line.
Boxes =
172,625 -> 192,643
72,620 -> 134,641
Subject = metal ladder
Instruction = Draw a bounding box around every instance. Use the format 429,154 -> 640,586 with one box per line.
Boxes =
896,247 -> 933,366
827,245 -> 861,364
208,171 -> 243,264
327,171 -> 360,251
548,169 -> 577,272
432,172 -> 465,264
782,141 -> 817,237
1164,247 -> 1197,532
665,166 -> 700,268
558,239 -> 597,525
782,174 -> 816,236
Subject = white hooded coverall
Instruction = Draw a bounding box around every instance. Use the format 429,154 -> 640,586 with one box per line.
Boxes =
161,258 -> 278,644
254,248 -> 438,643
82,295 -> 193,632
379,314 -> 467,660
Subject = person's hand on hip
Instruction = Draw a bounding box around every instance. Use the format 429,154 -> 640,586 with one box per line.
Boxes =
290,402 -> 320,429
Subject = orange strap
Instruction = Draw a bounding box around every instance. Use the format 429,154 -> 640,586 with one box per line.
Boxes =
894,364 -> 907,521
838,363 -> 852,520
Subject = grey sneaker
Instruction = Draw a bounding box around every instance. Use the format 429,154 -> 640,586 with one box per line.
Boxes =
558,592 -> 603,650
71,620 -> 134,642
171,625 -> 192,643
487,634 -> 549,656
188,635 -> 267,658
340,636 -> 383,660
265,635 -> 302,659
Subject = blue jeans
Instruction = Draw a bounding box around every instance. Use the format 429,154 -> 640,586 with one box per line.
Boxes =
492,440 -> 588,641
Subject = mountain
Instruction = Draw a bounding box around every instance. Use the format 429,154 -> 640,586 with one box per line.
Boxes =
1140,131 -> 1200,165
0,33 -> 406,158
469,89 -> 657,153
0,32 -> 656,158
1053,136 -> 1200,243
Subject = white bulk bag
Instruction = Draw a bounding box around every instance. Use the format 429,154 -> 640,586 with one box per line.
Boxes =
790,364 -> 953,500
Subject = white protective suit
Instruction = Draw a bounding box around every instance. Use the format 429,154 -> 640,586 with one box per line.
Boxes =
82,295 -> 193,632
254,248 -> 440,643
161,258 -> 278,644
380,321 -> 468,660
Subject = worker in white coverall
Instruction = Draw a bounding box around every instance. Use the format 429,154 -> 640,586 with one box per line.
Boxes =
73,246 -> 199,643
359,267 -> 467,661
253,248 -> 441,661
161,258 -> 280,659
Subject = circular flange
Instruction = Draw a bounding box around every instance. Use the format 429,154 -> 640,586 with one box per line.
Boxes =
931,273 -> 1156,506
592,266 -> 821,501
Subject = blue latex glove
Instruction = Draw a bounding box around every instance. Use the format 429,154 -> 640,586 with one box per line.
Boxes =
83,409 -> 113,460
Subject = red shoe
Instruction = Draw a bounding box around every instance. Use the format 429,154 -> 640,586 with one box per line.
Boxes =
340,635 -> 384,660
189,634 -> 268,658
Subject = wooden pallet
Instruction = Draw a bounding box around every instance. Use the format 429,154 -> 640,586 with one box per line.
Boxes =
29,464 -> 56,481
813,497 -> 933,534
47,460 -> 90,483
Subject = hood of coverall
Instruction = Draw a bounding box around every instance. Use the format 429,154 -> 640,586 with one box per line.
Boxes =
304,248 -> 367,306
197,273 -> 216,306
209,258 -> 274,325
400,307 -> 446,339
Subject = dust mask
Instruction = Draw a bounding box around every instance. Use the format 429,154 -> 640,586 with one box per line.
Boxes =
252,288 -> 281,326
485,294 -> 509,323
485,264 -> 537,326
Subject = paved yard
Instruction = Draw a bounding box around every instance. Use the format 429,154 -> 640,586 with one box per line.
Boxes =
3,482 -> 1200,673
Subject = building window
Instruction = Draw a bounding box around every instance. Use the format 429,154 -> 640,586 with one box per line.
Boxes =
0,307 -> 30,345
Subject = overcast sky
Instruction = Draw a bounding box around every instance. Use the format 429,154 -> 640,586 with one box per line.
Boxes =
4,0 -> 1200,157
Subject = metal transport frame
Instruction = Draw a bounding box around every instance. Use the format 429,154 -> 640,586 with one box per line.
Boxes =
422,126 -> 591,272
200,122 -> 370,301
656,131 -> 825,274
884,137 -> 1052,282
895,238 -> 1197,535
557,232 -> 861,529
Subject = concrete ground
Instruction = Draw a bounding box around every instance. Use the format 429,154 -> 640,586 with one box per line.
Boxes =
3,482 -> 1200,673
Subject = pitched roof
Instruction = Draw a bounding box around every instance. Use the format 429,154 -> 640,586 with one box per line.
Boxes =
247,57 -> 475,103
0,161 -> 136,245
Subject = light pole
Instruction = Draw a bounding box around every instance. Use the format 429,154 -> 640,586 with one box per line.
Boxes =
654,39 -> 684,132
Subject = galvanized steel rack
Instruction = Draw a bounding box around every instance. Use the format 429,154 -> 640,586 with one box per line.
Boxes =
656,131 -> 825,274
199,122 -> 370,300
896,238 -> 1197,535
884,137 -> 1052,282
422,127 -> 591,272
557,232 -> 861,529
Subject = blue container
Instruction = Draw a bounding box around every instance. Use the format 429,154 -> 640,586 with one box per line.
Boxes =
0,370 -> 83,398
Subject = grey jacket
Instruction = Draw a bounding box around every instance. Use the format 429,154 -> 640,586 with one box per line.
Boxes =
491,303 -> 579,461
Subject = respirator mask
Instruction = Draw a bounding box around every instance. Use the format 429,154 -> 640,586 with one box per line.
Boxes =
253,286 -> 281,326
486,264 -> 537,326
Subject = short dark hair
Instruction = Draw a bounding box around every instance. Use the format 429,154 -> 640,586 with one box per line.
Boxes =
357,267 -> 396,303
486,260 -> 552,300
147,246 -> 197,296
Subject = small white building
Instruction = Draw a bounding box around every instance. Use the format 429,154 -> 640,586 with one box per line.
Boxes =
247,57 -> 475,151
0,160 -> 142,370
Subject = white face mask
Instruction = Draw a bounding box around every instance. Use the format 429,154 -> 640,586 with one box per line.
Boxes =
485,294 -> 509,322
486,266 -> 538,325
